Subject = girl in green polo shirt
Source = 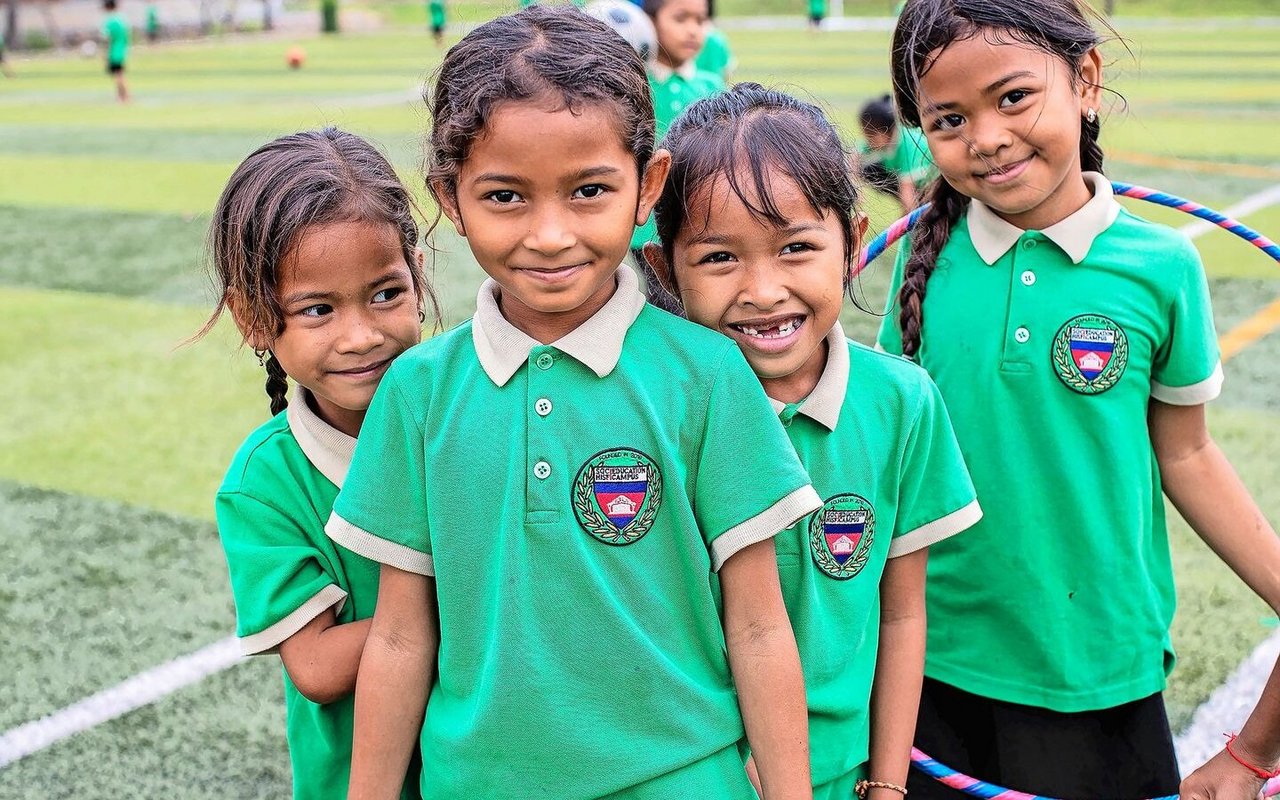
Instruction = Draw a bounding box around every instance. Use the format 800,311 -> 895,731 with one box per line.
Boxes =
329,8 -> 819,799
204,127 -> 436,800
642,82 -> 982,800
879,1 -> 1280,798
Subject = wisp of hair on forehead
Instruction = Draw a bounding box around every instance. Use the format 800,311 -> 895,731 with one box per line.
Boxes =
654,82 -> 859,276
889,0 -> 1110,359
425,5 -> 655,203
200,126 -> 437,414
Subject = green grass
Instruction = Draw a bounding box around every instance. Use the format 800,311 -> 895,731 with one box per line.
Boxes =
1,16 -> 1279,796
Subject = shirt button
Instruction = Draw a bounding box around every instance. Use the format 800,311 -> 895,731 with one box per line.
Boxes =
1022,239 -> 1038,250
1021,270 -> 1036,286
535,398 -> 552,417
534,461 -> 552,480
535,353 -> 554,370
1014,327 -> 1030,343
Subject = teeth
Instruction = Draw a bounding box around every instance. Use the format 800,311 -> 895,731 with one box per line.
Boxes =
736,318 -> 801,339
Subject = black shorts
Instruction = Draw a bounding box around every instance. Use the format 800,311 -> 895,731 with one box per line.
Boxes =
107,60 -> 125,74
909,678 -> 1181,800
809,12 -> 824,23
431,23 -> 444,34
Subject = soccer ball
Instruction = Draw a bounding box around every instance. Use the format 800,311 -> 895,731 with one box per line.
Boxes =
583,0 -> 657,64
80,40 -> 99,58
285,45 -> 306,69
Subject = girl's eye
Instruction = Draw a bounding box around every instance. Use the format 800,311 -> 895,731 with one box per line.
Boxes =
934,113 -> 965,131
698,251 -> 735,265
573,184 -> 608,200
485,190 -> 521,204
373,287 -> 405,304
999,90 -> 1030,109
300,304 -> 332,318
780,242 -> 813,256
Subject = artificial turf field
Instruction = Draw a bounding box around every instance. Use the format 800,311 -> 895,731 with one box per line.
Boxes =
1,7 -> 1279,797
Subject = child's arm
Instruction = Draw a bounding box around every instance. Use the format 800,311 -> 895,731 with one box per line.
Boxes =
1179,656 -> 1280,800
1149,401 -> 1280,612
867,548 -> 928,800
349,564 -> 438,800
277,612 -> 370,704
720,538 -> 811,799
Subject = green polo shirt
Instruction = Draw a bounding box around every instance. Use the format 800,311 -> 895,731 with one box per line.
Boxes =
328,266 -> 821,799
857,127 -> 935,184
877,172 -> 1222,711
103,13 -> 129,64
428,0 -> 445,27
695,27 -> 734,79
772,324 -> 979,786
632,64 -> 724,250
216,389 -> 419,800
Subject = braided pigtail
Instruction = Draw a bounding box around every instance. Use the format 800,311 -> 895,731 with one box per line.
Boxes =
265,353 -> 289,415
897,178 -> 969,360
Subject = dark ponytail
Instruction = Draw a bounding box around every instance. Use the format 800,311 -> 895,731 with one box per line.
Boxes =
265,353 -> 289,415
897,178 -> 968,359
1080,113 -> 1104,174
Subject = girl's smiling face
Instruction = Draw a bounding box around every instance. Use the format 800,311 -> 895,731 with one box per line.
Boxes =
264,220 -> 422,437
660,171 -> 851,404
916,33 -> 1102,230
439,99 -> 667,344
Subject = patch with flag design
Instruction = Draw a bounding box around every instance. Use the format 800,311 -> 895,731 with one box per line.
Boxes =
1052,313 -> 1129,395
809,493 -> 876,580
571,448 -> 663,546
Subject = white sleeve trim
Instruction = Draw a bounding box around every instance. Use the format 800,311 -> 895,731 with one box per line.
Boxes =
238,583 -> 348,656
888,499 -> 982,559
710,485 -> 822,572
1150,362 -> 1223,405
325,512 -> 434,576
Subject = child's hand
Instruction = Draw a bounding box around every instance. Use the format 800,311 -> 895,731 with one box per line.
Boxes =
1179,748 -> 1266,800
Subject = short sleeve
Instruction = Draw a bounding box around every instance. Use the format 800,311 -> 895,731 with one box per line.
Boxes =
875,238 -> 909,355
695,348 -> 822,571
1150,243 -> 1222,405
888,375 -> 982,558
326,368 -> 434,575
216,491 -> 347,656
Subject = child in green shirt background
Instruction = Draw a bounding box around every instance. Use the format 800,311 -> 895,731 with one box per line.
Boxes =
102,0 -> 130,102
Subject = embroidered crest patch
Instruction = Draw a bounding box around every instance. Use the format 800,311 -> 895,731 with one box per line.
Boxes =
1052,314 -> 1129,395
809,493 -> 876,580
572,448 -> 663,546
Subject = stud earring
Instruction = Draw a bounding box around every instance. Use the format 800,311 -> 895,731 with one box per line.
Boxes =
1085,107 -> 1097,124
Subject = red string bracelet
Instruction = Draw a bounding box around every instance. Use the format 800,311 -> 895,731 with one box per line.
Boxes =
1224,733 -> 1280,780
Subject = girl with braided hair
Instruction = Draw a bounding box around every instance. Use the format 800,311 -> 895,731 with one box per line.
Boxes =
201,127 -> 436,800
876,2 -> 1280,798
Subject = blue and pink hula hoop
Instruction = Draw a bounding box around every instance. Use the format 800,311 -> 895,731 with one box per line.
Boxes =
853,181 -> 1280,278
911,747 -> 1280,800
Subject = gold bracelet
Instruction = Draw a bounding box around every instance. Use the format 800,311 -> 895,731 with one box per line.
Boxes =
856,780 -> 909,799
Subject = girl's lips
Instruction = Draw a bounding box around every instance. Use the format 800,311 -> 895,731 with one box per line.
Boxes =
332,358 -> 391,381
981,157 -> 1031,185
726,316 -> 807,355
517,263 -> 588,284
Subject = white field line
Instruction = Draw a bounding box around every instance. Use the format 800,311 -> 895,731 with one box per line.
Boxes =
1176,628 -> 1280,774
1179,184 -> 1280,241
0,636 -> 241,769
